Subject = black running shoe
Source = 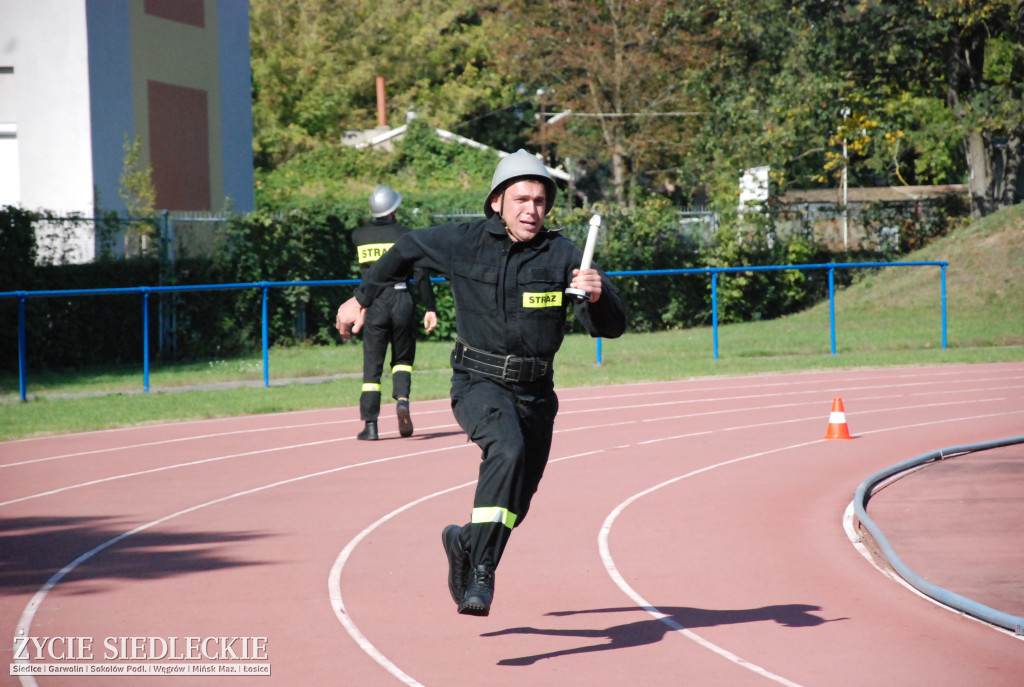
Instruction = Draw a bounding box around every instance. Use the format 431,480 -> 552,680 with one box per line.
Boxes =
442,525 -> 469,604
458,565 -> 494,616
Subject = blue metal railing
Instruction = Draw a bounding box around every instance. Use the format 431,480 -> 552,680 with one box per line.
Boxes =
608,261 -> 949,360
2,260 -> 948,401
3,279 -> 358,401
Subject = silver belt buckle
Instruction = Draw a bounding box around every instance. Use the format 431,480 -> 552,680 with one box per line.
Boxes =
502,355 -> 518,383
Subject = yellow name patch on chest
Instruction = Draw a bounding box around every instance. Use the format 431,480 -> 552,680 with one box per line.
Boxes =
523,291 -> 563,308
358,243 -> 394,263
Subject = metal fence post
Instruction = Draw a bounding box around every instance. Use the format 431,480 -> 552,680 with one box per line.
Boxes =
712,271 -> 719,360
941,263 -> 948,350
18,295 -> 27,402
142,289 -> 151,393
261,285 -> 270,388
828,266 -> 837,355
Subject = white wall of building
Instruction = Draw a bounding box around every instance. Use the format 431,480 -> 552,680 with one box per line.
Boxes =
0,0 -> 255,264
1,0 -> 98,261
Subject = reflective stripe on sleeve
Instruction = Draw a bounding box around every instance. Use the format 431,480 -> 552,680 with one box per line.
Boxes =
471,506 -> 517,529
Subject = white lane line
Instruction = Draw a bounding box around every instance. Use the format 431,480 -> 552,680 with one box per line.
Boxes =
327,478 -> 475,687
0,421 -> 464,507
0,420 -> 353,469
11,441 -> 475,687
559,374 -> 1024,406
0,409 -> 457,469
597,409 -> 1024,685
326,447 -> 606,687
598,440 -> 817,687
10,388 -> 1023,685
557,372 -> 1024,403
1,438 -> 346,507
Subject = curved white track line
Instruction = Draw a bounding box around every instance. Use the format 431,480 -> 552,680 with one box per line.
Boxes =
6,394 -> 1009,509
0,420 -> 468,507
324,435 -> 817,685
327,479 -> 477,687
326,448 -> 605,687
598,440 -> 818,687
11,386 -> 1022,686
1,437 -> 347,507
0,420 -> 352,469
596,409 -> 1024,686
11,442 -> 474,687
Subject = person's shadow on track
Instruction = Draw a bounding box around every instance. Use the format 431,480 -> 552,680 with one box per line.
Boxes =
481,604 -> 846,666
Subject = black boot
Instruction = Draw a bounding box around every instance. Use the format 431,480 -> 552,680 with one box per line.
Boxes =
396,400 -> 413,438
356,421 -> 378,441
458,565 -> 494,616
441,525 -> 469,605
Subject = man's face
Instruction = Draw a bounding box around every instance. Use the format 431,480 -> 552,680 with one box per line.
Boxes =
491,180 -> 547,242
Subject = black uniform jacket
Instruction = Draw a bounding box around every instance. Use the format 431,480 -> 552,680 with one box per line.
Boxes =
355,215 -> 626,362
352,218 -> 437,311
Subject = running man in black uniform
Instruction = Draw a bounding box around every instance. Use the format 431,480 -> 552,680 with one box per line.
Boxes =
351,185 -> 438,440
337,152 -> 626,616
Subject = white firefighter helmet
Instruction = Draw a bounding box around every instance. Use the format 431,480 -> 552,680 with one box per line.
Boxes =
484,150 -> 557,217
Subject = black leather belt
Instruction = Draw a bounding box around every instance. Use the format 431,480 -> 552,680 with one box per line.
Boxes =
453,338 -> 551,384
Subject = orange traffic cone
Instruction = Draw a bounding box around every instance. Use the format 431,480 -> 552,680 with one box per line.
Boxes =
824,397 -> 852,439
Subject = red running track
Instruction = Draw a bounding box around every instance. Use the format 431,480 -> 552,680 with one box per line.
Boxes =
1,362 -> 1022,686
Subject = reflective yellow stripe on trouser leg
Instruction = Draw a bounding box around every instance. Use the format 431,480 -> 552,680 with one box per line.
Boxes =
392,365 -> 412,375
471,507 -> 518,530
362,383 -> 381,392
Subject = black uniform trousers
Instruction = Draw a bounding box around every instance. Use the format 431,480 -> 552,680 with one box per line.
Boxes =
449,369 -> 559,570
360,286 -> 416,422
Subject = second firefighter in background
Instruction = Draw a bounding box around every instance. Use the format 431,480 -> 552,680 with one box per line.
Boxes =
351,185 -> 438,440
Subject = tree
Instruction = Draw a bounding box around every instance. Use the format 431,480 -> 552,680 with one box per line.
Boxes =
248,0 -> 1021,215
491,0 -> 711,205
250,0 -> 517,170
927,0 -> 1024,216
689,0 -> 1021,216
118,134 -> 158,258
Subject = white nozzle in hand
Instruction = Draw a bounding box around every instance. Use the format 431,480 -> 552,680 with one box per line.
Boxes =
579,214 -> 601,271
566,213 -> 602,302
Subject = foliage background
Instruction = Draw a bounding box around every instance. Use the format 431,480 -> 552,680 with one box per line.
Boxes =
247,0 -> 1022,217
6,0 -> 1020,371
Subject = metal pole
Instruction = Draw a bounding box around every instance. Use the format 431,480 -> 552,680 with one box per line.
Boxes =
712,271 -> 719,360
941,263 -> 948,349
143,290 -> 150,393
262,285 -> 270,388
841,106 -> 849,250
18,296 -> 27,401
829,266 -> 837,355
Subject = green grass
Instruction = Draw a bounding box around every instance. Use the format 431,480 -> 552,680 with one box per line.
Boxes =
2,204 -> 1022,442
